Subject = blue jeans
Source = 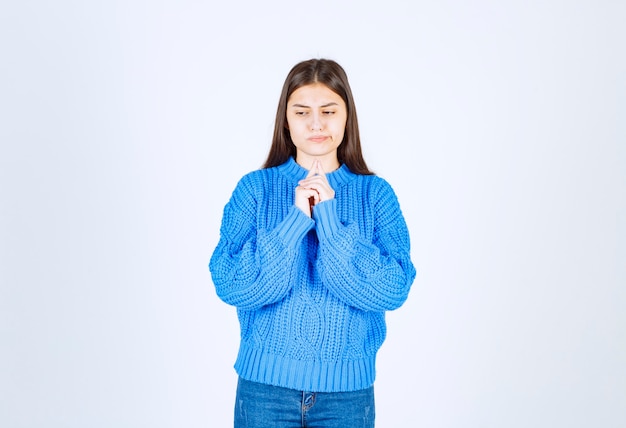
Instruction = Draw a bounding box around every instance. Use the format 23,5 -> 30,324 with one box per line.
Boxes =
234,377 -> 375,427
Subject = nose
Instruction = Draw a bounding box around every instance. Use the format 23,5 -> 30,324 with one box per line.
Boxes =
310,112 -> 323,131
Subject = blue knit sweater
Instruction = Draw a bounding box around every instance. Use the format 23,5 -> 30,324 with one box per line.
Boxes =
210,157 -> 415,392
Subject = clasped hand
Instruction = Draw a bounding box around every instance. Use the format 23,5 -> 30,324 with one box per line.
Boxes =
295,160 -> 335,217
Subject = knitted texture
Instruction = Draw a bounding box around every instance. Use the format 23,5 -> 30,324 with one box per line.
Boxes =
210,157 -> 416,392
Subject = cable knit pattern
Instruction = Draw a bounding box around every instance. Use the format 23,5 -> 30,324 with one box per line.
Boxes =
210,157 -> 416,392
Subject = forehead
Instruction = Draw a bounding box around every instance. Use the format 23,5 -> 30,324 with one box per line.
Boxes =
288,83 -> 345,106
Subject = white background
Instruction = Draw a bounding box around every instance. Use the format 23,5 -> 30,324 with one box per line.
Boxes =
1,1 -> 624,427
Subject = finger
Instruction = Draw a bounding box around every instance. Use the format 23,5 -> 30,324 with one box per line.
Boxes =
307,161 -> 318,178
315,160 -> 325,175
296,186 -> 319,200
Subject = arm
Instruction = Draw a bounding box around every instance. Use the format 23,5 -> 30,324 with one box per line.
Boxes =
209,175 -> 314,310
313,181 -> 416,312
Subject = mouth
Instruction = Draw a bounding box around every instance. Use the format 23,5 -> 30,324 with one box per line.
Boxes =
308,135 -> 329,143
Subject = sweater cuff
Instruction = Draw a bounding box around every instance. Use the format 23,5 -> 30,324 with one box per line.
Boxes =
276,205 -> 314,249
312,199 -> 341,240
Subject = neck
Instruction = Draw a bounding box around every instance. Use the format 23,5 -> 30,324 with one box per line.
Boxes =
295,154 -> 340,173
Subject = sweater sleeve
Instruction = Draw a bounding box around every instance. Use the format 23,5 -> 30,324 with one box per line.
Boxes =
209,174 -> 314,310
313,180 -> 416,312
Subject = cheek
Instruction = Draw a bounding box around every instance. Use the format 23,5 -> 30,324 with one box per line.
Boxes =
285,117 -> 295,132
336,130 -> 346,143
333,119 -> 347,140
287,122 -> 305,142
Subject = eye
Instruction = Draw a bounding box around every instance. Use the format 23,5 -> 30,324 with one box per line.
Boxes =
294,111 -> 307,116
322,111 -> 335,115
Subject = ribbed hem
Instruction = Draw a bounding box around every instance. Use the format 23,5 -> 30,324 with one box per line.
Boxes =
276,206 -> 314,249
312,199 -> 341,240
277,157 -> 356,189
234,345 -> 376,393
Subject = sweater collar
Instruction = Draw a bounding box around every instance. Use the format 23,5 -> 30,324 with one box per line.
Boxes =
278,157 -> 355,188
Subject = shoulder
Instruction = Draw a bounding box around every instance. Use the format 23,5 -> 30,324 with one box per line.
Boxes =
353,174 -> 398,199
229,165 -> 284,201
227,169 -> 262,204
234,166 -> 278,189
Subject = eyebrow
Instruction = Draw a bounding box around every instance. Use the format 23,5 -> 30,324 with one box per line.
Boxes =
291,102 -> 339,108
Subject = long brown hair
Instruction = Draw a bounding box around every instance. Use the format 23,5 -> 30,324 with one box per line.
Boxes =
262,59 -> 374,175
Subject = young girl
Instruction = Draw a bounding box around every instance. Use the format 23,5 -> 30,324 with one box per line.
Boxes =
210,58 -> 416,427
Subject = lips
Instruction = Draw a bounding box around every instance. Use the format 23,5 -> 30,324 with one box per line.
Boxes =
308,135 -> 329,143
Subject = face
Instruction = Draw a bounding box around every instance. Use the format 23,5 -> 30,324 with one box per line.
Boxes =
286,83 -> 347,169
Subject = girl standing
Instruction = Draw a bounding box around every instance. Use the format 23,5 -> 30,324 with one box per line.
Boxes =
210,58 -> 416,427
